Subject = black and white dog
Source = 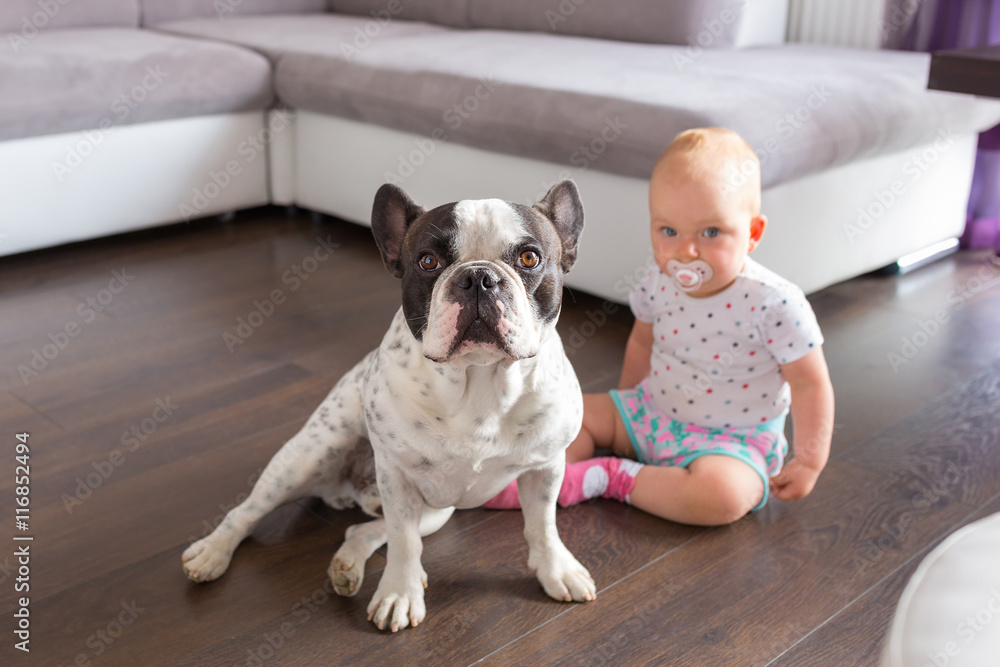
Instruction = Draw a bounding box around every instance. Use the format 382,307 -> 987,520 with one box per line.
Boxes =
183,181 -> 595,631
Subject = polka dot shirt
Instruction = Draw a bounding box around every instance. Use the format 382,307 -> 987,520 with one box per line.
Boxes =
629,257 -> 824,429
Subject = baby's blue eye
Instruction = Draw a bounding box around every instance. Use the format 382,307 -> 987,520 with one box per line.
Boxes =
703,227 -> 720,238
661,227 -> 677,237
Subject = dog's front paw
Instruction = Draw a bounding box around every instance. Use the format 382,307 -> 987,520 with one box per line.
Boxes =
366,571 -> 428,632
329,554 -> 364,597
529,547 -> 596,603
182,538 -> 233,582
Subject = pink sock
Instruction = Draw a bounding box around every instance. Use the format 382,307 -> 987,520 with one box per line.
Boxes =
482,457 -> 643,510
558,457 -> 643,507
483,480 -> 521,509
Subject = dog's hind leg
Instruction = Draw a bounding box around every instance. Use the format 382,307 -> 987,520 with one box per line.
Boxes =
329,506 -> 454,597
183,357 -> 371,582
182,429 -> 330,582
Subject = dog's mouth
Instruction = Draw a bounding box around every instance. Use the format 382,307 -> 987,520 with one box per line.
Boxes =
458,316 -> 503,346
425,302 -> 518,363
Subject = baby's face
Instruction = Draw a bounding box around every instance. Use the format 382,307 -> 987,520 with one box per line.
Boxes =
649,171 -> 761,298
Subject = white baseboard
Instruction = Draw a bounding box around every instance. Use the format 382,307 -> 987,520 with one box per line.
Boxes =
0,112 -> 270,257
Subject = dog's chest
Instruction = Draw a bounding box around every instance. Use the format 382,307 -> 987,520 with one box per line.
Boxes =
363,336 -> 581,507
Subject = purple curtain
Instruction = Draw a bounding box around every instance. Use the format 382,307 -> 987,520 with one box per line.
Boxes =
898,0 -> 1000,251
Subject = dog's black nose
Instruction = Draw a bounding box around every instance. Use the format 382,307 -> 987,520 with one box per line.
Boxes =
457,266 -> 501,292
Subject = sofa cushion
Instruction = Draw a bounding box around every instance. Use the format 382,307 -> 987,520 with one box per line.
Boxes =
329,0 -> 469,28
151,13 -> 450,62
0,28 -> 273,141
468,0 -> 761,47
140,0 -> 325,25
1,0 -> 138,33
274,30 -> 1000,187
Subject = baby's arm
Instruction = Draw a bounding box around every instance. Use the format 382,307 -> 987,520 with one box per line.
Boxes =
618,320 -> 653,390
770,347 -> 835,501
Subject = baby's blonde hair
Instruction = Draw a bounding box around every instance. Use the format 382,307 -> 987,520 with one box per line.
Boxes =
653,128 -> 761,216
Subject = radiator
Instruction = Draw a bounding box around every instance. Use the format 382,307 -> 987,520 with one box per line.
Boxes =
787,0 -> 892,48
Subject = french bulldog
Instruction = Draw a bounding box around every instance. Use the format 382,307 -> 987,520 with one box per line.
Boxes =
182,180 -> 595,631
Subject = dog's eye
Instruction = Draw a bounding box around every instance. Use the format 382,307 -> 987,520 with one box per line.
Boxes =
519,251 -> 540,269
418,254 -> 440,271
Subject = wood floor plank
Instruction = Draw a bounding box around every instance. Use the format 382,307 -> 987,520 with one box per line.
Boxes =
838,360 -> 1000,507
1,363 -> 319,501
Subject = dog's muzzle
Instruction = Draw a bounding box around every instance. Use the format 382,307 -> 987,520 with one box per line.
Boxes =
451,264 -> 507,345
422,261 -> 539,363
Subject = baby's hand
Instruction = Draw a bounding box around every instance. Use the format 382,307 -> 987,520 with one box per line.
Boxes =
769,459 -> 822,501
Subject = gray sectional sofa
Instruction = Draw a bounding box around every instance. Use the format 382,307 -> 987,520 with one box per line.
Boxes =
3,0 -> 1000,300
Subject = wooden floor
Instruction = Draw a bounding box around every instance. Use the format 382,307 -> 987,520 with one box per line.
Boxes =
2,208 -> 999,666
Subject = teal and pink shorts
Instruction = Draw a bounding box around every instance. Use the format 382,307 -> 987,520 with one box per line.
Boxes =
609,380 -> 788,510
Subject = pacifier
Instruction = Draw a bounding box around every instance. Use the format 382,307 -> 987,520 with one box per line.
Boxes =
666,259 -> 713,293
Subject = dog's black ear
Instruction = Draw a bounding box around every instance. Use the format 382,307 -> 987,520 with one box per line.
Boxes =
534,180 -> 585,272
371,183 -> 426,279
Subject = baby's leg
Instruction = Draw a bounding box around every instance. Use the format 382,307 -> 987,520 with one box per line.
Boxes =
484,393 -> 632,509
565,393 -> 634,462
628,455 -> 764,526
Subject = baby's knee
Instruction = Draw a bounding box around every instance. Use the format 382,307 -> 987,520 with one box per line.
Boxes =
707,488 -> 757,525
693,463 -> 762,525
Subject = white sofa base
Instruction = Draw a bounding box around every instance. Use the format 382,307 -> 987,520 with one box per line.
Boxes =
294,112 -> 975,300
0,112 -> 270,257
